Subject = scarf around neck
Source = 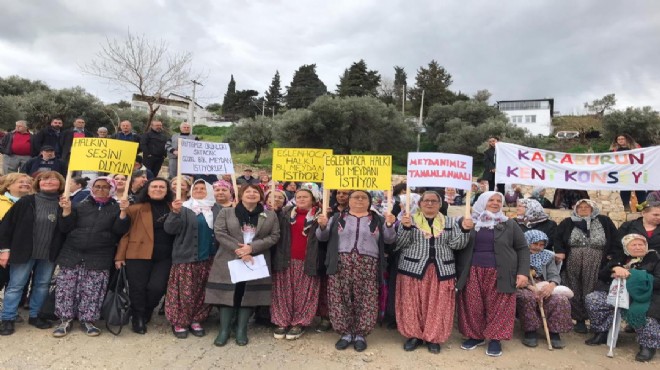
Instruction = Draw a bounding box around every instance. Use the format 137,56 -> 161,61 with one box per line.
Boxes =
235,202 -> 264,228
516,199 -> 549,227
472,191 -> 508,231
412,211 -> 445,239
184,197 -> 215,229
289,206 -> 320,236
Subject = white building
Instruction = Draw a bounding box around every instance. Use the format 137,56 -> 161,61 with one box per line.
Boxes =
497,98 -> 554,136
131,93 -> 214,125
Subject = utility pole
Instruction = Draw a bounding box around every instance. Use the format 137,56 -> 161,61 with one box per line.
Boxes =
189,79 -> 203,130
262,99 -> 265,117
402,84 -> 406,115
417,90 -> 424,152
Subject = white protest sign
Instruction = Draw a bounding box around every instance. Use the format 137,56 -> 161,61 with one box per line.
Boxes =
179,138 -> 235,175
407,152 -> 473,190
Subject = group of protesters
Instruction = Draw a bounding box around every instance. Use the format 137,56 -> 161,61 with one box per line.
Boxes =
0,119 -> 658,363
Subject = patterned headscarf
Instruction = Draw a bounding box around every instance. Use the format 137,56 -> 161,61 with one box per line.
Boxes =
531,187 -> 545,199
525,230 -> 553,277
516,199 -> 549,227
370,190 -> 386,215
621,233 -> 649,267
288,190 -> 321,236
472,191 -> 508,231
212,179 -> 235,201
183,179 -> 215,228
570,199 -> 600,230
299,183 -> 322,203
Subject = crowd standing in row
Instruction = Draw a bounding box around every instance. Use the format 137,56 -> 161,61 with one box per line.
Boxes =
0,120 -> 658,363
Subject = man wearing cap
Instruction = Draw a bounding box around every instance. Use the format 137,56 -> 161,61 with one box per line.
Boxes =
1,120 -> 33,175
164,122 -> 198,179
31,118 -> 63,158
236,168 -> 259,186
20,145 -> 67,177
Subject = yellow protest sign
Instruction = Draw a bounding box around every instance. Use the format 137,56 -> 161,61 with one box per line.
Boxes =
68,138 -> 139,176
323,155 -> 392,190
272,148 -> 333,182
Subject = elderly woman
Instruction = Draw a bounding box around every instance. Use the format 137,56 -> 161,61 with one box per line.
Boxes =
0,173 -> 32,292
443,187 -> 463,206
271,188 -> 322,340
517,230 -> 573,349
53,177 -> 129,337
618,201 -> 660,254
584,234 -> 659,362
212,179 -> 234,210
395,191 -> 473,353
515,199 -> 558,252
115,177 -> 175,334
206,184 -> 280,347
554,199 -> 619,333
530,187 -> 554,209
0,171 -> 66,336
455,191 -> 529,357
164,179 -> 217,339
317,190 -> 397,352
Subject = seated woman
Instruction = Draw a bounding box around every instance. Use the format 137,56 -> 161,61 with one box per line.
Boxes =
530,187 -> 554,209
515,199 -> 558,252
516,230 -> 572,349
584,234 -> 659,362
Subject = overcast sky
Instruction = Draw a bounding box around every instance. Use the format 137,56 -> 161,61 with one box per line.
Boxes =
1,0 -> 659,114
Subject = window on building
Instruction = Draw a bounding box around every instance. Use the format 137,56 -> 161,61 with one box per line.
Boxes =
525,115 -> 536,123
511,115 -> 523,123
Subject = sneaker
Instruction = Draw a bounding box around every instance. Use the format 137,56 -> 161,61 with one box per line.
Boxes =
460,338 -> 486,350
486,340 -> 503,357
316,318 -> 332,332
274,326 -> 287,339
81,322 -> 101,337
286,325 -> 304,340
28,317 -> 52,329
53,320 -> 72,338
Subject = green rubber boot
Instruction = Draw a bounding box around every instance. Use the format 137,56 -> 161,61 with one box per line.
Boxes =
235,307 -> 253,346
213,307 -> 235,347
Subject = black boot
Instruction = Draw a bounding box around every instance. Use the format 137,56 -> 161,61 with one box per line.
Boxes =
214,307 -> 235,347
235,307 -> 253,346
574,320 -> 588,334
585,332 -> 607,346
636,346 -> 656,362
132,316 -> 147,334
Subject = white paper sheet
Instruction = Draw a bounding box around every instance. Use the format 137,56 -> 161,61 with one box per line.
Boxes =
228,254 -> 270,283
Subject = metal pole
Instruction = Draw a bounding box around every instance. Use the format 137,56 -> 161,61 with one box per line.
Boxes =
417,90 -> 424,152
190,79 -> 203,130
262,100 -> 265,117
402,84 -> 406,115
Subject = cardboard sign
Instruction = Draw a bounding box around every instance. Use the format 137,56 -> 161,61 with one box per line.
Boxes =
272,148 -> 332,182
179,139 -> 234,174
407,152 -> 473,190
68,138 -> 138,176
323,155 -> 392,190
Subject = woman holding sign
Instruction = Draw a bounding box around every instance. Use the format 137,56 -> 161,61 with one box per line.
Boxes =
206,184 -> 280,347
395,191 -> 473,353
455,191 -> 529,357
317,190 -> 397,352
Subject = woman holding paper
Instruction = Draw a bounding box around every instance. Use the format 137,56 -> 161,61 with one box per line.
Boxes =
395,191 -> 473,353
114,177 -> 175,334
206,184 -> 280,347
317,190 -> 397,352
584,234 -> 659,362
164,179 -> 217,339
455,191 -> 529,357
271,187 -> 322,340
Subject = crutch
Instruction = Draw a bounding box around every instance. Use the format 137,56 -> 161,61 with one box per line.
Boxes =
607,278 -> 622,358
529,270 -> 553,350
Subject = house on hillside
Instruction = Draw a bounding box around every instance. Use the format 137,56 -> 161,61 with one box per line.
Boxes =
131,93 -> 214,124
497,98 -> 554,136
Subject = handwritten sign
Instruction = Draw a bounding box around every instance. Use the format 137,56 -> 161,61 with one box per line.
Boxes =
179,139 -> 234,174
323,155 -> 392,190
407,152 -> 473,190
495,143 -> 660,190
272,148 -> 332,182
68,138 -> 138,176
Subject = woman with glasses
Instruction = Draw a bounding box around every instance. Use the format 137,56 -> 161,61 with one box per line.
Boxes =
395,191 -> 473,353
317,190 -> 397,352
0,171 -> 66,336
51,177 -> 130,337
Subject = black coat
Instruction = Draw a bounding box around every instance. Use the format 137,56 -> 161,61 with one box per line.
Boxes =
20,156 -> 67,177
272,205 -> 320,276
60,128 -> 95,162
516,219 -> 558,251
0,195 -> 65,264
57,197 -> 130,270
481,146 -> 496,183
31,127 -> 62,157
140,130 -> 168,159
618,217 -> 660,255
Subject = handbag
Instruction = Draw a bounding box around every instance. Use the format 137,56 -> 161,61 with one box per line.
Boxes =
606,278 -> 630,309
101,266 -> 131,335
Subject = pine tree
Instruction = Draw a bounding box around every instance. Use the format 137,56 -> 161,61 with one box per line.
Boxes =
393,66 -> 407,106
336,59 -> 381,97
264,70 -> 283,115
409,60 -> 453,115
285,64 -> 327,109
222,74 -> 237,114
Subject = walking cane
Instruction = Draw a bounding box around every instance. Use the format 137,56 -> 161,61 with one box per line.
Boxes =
607,278 -> 622,358
529,270 -> 553,350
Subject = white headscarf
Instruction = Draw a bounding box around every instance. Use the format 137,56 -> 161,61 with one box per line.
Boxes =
472,191 -> 508,231
182,179 -> 215,228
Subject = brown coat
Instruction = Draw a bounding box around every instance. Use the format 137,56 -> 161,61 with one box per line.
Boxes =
205,207 -> 280,307
115,203 -> 168,261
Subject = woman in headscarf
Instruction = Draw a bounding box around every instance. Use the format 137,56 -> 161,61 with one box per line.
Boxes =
52,177 -> 129,337
164,179 -> 217,339
395,191 -> 473,353
530,187 -> 554,209
515,199 -> 558,252
206,184 -> 280,346
443,187 -> 463,206
317,190 -> 397,352
503,184 -> 522,207
455,191 -> 529,357
584,234 -> 659,362
516,230 -> 573,349
554,199 -> 619,334
212,179 -> 234,210
271,188 -> 322,340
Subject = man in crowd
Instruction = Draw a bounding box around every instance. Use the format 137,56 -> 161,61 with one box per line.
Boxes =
97,127 -> 109,138
236,168 -> 259,185
60,117 -> 94,165
31,118 -> 63,158
140,120 -> 169,177
165,122 -> 198,179
20,145 -> 67,177
1,120 -> 32,174
482,136 -> 498,191
111,120 -> 141,146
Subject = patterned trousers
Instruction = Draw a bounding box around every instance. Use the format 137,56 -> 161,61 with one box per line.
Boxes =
562,247 -> 603,321
271,259 -> 320,327
55,264 -> 109,322
585,291 -> 660,349
165,260 -> 212,327
516,288 -> 573,333
457,266 -> 516,341
327,252 -> 379,336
